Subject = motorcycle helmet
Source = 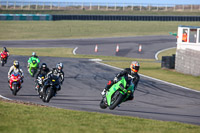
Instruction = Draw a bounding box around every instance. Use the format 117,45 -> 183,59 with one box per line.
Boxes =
32,52 -> 36,57
130,61 -> 140,73
41,63 -> 47,70
3,47 -> 7,51
56,63 -> 63,72
13,60 -> 19,69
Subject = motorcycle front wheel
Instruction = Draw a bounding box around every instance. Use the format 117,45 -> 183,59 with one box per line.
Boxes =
109,91 -> 124,110
43,87 -> 55,103
12,84 -> 17,96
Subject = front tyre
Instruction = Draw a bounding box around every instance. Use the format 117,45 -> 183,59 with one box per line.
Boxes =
12,84 -> 17,96
100,99 -> 107,109
43,87 -> 54,103
1,60 -> 4,66
109,92 -> 124,110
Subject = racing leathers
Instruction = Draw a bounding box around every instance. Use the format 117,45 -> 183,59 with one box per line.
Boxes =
1,50 -> 9,63
27,56 -> 40,76
43,68 -> 64,92
104,68 -> 140,101
35,67 -> 50,90
35,67 -> 50,80
8,65 -> 24,82
27,55 -> 40,68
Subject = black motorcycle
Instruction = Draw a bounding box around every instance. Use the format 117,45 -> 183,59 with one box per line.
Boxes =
42,74 -> 60,103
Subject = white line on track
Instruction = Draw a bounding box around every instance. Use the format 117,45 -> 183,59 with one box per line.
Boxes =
0,95 -> 12,100
73,47 -> 78,55
96,61 -> 200,93
155,47 -> 176,60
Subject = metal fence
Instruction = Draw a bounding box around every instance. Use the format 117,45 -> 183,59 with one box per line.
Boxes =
0,1 -> 200,12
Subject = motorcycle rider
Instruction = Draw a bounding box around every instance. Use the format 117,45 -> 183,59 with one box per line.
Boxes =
43,63 -> 64,92
8,60 -> 24,83
101,61 -> 140,101
27,52 -> 40,76
1,47 -> 9,64
35,63 -> 50,90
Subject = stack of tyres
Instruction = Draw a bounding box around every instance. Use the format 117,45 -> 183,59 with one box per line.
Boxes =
161,55 -> 176,69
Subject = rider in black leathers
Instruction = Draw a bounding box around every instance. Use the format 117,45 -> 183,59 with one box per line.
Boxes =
35,63 -> 50,80
35,63 -> 50,90
101,61 -> 140,101
43,63 -> 64,92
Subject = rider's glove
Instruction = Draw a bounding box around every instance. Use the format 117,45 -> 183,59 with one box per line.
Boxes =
113,77 -> 118,83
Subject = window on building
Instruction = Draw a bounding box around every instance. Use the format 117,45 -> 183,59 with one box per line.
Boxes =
189,29 -> 197,43
182,29 -> 188,42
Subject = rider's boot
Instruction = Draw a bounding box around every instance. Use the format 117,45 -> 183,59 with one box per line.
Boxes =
35,85 -> 39,91
101,88 -> 106,96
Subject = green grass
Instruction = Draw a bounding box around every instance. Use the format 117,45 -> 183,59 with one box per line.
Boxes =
8,47 -> 200,91
0,100 -> 200,133
1,21 -> 200,40
1,10 -> 200,16
157,48 -> 176,60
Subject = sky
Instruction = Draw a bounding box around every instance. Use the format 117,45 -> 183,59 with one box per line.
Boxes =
8,0 -> 200,5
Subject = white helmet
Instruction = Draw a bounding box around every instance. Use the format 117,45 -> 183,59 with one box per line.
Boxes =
32,52 -> 36,56
56,63 -> 63,72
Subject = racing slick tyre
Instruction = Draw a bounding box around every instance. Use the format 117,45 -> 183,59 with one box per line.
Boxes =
43,87 -> 54,103
12,84 -> 17,96
109,91 -> 124,110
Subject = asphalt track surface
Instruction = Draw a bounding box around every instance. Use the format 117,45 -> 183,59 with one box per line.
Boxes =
0,35 -> 176,59
0,36 -> 200,125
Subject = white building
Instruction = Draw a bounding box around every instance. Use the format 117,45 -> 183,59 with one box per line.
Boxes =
175,25 -> 200,76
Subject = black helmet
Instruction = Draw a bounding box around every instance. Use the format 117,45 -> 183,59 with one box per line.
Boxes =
3,47 -> 7,51
41,63 -> 47,70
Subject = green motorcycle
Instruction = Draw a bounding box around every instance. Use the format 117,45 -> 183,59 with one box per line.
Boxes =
28,60 -> 39,77
100,76 -> 135,110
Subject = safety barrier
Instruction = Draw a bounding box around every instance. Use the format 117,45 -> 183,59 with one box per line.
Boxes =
52,15 -> 200,21
0,14 -> 52,20
1,14 -> 200,21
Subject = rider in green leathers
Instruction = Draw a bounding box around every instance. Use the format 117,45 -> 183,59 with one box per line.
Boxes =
27,52 -> 40,76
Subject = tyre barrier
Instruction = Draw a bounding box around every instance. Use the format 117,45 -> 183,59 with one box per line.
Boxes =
0,14 -> 52,21
52,15 -> 200,21
1,14 -> 200,21
161,54 -> 176,69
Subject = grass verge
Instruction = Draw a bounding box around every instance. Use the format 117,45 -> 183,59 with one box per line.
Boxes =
0,99 -> 200,133
8,47 -> 200,91
1,21 -> 200,40
157,48 -> 176,60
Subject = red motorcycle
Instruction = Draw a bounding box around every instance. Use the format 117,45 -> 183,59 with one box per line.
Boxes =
1,52 -> 8,66
9,72 -> 22,96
